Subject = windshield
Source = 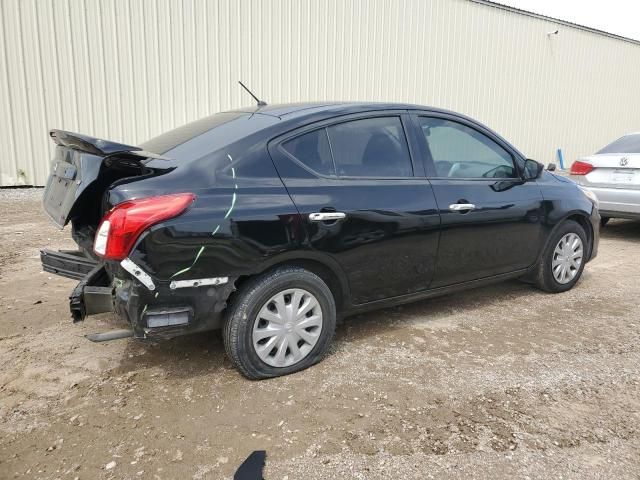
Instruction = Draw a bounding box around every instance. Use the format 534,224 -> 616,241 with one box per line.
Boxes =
597,134 -> 640,154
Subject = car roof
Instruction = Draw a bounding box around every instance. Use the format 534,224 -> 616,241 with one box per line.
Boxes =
144,101 -> 526,161
230,102 -> 524,157
224,101 -> 458,119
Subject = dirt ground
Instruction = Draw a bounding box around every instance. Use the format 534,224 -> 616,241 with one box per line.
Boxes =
0,188 -> 639,480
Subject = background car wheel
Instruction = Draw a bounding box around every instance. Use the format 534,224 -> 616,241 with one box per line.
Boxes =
600,216 -> 610,227
534,220 -> 588,293
223,266 -> 336,379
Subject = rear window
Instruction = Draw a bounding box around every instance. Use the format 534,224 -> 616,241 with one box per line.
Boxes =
282,129 -> 335,176
141,112 -> 245,155
597,134 -> 640,154
327,117 -> 413,177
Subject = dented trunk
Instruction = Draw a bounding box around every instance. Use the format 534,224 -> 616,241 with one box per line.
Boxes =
43,129 -> 170,231
41,130 -> 173,324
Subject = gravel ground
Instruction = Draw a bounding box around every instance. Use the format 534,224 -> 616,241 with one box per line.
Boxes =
0,188 -> 639,479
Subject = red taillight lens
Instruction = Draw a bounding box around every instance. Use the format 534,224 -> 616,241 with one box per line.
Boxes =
570,160 -> 594,176
94,193 -> 195,260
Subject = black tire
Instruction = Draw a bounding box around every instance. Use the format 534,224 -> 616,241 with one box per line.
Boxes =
223,266 -> 337,379
600,216 -> 610,227
534,220 -> 588,293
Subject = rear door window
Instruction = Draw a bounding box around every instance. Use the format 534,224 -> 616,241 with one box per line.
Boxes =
282,129 -> 335,176
327,117 -> 414,177
418,117 -> 516,179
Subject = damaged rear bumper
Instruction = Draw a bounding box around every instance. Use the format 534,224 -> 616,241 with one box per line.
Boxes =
41,249 -> 235,340
41,249 -> 114,321
111,259 -> 236,340
41,249 -> 98,280
69,264 -> 114,321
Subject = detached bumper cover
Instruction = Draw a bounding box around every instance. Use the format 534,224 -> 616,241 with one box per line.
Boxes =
40,249 -> 97,280
69,264 -> 114,322
39,249 -> 114,321
111,269 -> 236,340
42,250 -> 238,339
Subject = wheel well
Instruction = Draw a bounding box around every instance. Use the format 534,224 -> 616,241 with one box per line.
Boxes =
233,259 -> 347,313
566,213 -> 593,256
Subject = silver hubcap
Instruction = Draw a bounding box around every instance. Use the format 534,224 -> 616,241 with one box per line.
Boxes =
252,288 -> 323,368
552,233 -> 583,284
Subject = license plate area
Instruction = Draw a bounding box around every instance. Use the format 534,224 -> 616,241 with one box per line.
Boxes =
610,169 -> 635,184
42,149 -> 83,227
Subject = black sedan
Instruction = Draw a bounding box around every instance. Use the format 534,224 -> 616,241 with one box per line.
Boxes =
42,102 -> 600,379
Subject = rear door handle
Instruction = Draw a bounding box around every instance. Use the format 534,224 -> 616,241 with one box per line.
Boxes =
449,203 -> 476,212
309,212 -> 346,221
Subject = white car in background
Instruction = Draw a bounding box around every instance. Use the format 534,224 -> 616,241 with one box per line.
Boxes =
570,133 -> 640,226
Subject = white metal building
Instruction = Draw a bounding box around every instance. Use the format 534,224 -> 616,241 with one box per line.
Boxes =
1,0 -> 639,186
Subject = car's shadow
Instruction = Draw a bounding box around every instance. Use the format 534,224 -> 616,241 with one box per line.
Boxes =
115,220 -> 639,379
600,218 -> 640,241
116,279 -> 537,380
117,327 -> 229,378
338,280 -> 535,339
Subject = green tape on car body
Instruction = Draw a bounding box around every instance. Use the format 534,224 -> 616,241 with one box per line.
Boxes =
170,245 -> 206,279
224,192 -> 237,219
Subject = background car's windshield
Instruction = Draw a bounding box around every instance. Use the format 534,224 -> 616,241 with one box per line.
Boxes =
596,134 -> 640,154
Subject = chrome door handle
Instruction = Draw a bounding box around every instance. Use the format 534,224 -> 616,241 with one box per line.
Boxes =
309,212 -> 346,221
449,203 -> 476,212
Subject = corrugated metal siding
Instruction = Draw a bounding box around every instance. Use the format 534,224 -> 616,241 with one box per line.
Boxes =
1,0 -> 640,185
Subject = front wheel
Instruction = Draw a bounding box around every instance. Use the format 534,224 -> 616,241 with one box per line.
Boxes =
600,216 -> 610,227
534,220 -> 588,293
223,267 -> 336,379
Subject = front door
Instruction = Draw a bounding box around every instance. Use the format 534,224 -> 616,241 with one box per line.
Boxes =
413,114 -> 544,288
269,113 -> 441,305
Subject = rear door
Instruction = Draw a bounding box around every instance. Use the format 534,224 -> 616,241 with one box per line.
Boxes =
269,112 -> 441,305
412,113 -> 544,288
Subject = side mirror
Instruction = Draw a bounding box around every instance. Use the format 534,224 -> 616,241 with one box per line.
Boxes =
547,163 -> 557,171
523,159 -> 544,181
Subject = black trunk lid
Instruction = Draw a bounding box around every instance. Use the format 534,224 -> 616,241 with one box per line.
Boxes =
43,130 -> 168,228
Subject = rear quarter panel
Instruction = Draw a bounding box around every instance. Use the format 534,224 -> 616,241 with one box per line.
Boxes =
125,146 -> 303,282
106,128 -> 304,333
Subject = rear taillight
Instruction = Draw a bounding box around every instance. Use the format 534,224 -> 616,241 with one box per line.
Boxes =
94,193 -> 195,260
570,160 -> 594,176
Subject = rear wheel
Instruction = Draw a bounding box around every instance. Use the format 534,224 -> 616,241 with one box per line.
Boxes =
600,216 -> 610,227
223,267 -> 336,379
534,220 -> 588,293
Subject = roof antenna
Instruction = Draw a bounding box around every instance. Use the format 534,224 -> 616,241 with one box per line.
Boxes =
238,81 -> 267,107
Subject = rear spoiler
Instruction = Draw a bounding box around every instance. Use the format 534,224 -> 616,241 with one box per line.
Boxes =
49,130 -> 169,160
